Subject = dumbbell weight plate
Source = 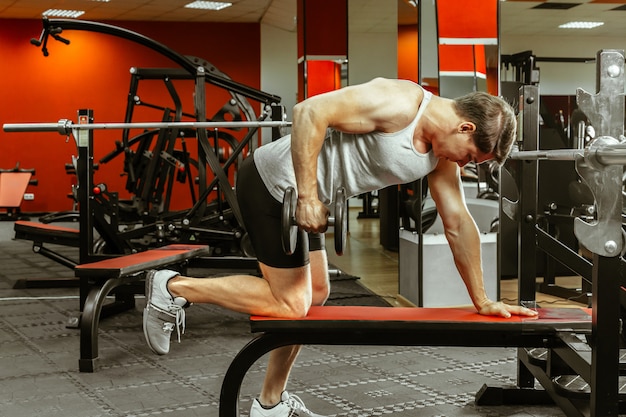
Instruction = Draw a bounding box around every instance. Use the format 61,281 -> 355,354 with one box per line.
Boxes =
334,187 -> 347,255
282,187 -> 298,255
282,186 -> 348,256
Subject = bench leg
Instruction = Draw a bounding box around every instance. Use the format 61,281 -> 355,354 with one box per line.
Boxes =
78,277 -> 137,372
219,334 -> 297,417
13,244 -> 78,289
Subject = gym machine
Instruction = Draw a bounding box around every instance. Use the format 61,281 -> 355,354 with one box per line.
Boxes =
5,17 -> 287,319
478,49 -> 626,416
21,18 -> 287,260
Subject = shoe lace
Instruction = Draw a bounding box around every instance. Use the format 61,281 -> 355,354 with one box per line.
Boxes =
162,303 -> 186,343
285,394 -> 311,416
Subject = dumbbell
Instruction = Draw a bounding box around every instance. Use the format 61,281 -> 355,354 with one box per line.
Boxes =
282,186 -> 347,256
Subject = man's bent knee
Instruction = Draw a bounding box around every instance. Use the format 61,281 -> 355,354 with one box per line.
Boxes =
275,284 -> 314,318
258,263 -> 316,317
312,282 -> 330,306
279,296 -> 312,318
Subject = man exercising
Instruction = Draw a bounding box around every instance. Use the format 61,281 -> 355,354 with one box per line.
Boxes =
143,77 -> 538,417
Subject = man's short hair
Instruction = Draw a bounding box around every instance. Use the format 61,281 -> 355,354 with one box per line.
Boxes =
454,92 -> 517,165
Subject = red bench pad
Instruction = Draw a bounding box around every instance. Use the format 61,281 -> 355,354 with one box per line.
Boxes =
75,244 -> 210,279
250,306 -> 591,334
15,220 -> 80,234
14,220 -> 80,247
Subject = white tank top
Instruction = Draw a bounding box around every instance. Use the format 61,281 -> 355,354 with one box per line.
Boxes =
254,88 -> 438,205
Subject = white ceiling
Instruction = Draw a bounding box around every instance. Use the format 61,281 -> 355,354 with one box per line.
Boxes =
0,0 -> 624,38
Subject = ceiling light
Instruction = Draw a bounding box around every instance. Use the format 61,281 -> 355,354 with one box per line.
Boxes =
42,9 -> 85,18
559,21 -> 604,29
184,1 -> 233,10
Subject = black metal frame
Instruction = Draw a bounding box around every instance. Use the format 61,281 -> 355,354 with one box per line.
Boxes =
74,244 -> 210,372
33,18 -> 280,104
218,308 -> 591,417
219,53 -> 625,417
29,18 -> 285,258
487,67 -> 624,415
501,51 -> 540,85
15,20 -> 287,367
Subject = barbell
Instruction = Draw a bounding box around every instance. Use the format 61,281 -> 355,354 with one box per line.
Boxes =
282,187 -> 347,256
508,138 -> 626,166
10,120 -> 625,167
2,119 -> 292,135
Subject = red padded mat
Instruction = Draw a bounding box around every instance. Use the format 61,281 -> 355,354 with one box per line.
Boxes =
251,306 -> 591,323
75,244 -> 208,270
15,220 -> 79,234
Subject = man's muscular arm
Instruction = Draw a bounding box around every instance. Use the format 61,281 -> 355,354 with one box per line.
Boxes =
290,78 -> 422,232
428,160 -> 538,318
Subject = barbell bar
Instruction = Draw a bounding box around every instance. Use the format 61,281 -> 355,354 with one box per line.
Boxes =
9,120 -> 626,166
3,119 -> 292,136
509,138 -> 626,166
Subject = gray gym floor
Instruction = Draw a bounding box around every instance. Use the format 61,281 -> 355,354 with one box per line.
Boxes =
0,219 -> 568,416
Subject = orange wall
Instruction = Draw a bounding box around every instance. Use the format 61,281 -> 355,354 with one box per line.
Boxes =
0,19 -> 261,213
397,24 -> 419,83
398,23 -> 499,96
437,0 -> 497,41
398,24 -> 439,95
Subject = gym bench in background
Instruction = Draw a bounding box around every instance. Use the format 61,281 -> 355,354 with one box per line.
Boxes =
13,220 -> 81,287
74,243 -> 210,372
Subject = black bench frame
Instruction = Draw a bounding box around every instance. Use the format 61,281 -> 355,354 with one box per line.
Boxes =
13,220 -> 81,288
74,243 -> 210,372
218,307 -> 592,417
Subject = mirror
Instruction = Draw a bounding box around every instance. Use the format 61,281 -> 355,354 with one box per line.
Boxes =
436,0 -> 500,98
398,0 -> 499,97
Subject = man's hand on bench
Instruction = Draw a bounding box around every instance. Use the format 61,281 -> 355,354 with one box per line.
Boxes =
477,300 -> 539,319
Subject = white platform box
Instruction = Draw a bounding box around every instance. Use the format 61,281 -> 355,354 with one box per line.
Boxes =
398,198 -> 499,307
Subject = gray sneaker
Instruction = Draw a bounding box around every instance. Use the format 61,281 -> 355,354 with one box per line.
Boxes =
143,269 -> 188,355
250,391 -> 325,417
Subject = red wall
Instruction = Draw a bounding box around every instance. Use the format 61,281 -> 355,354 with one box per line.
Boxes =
397,24 -> 419,83
0,19 -> 261,213
437,0 -> 498,41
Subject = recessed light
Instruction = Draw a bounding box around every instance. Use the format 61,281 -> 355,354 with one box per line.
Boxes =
42,9 -> 85,18
559,21 -> 604,29
184,1 -> 233,10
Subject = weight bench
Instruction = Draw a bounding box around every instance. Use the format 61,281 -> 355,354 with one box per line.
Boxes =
13,220 -> 81,288
218,306 -> 591,417
74,243 -> 210,372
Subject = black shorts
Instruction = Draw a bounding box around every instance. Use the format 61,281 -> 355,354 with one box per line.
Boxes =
236,155 -> 324,268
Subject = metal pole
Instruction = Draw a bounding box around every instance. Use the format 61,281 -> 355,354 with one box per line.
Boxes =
595,143 -> 626,165
510,141 -> 626,166
3,120 -> 292,134
509,149 -> 584,161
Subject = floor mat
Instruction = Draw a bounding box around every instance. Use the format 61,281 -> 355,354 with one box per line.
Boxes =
0,238 -> 567,416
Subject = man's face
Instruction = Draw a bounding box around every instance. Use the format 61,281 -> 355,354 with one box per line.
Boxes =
434,133 -> 494,167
